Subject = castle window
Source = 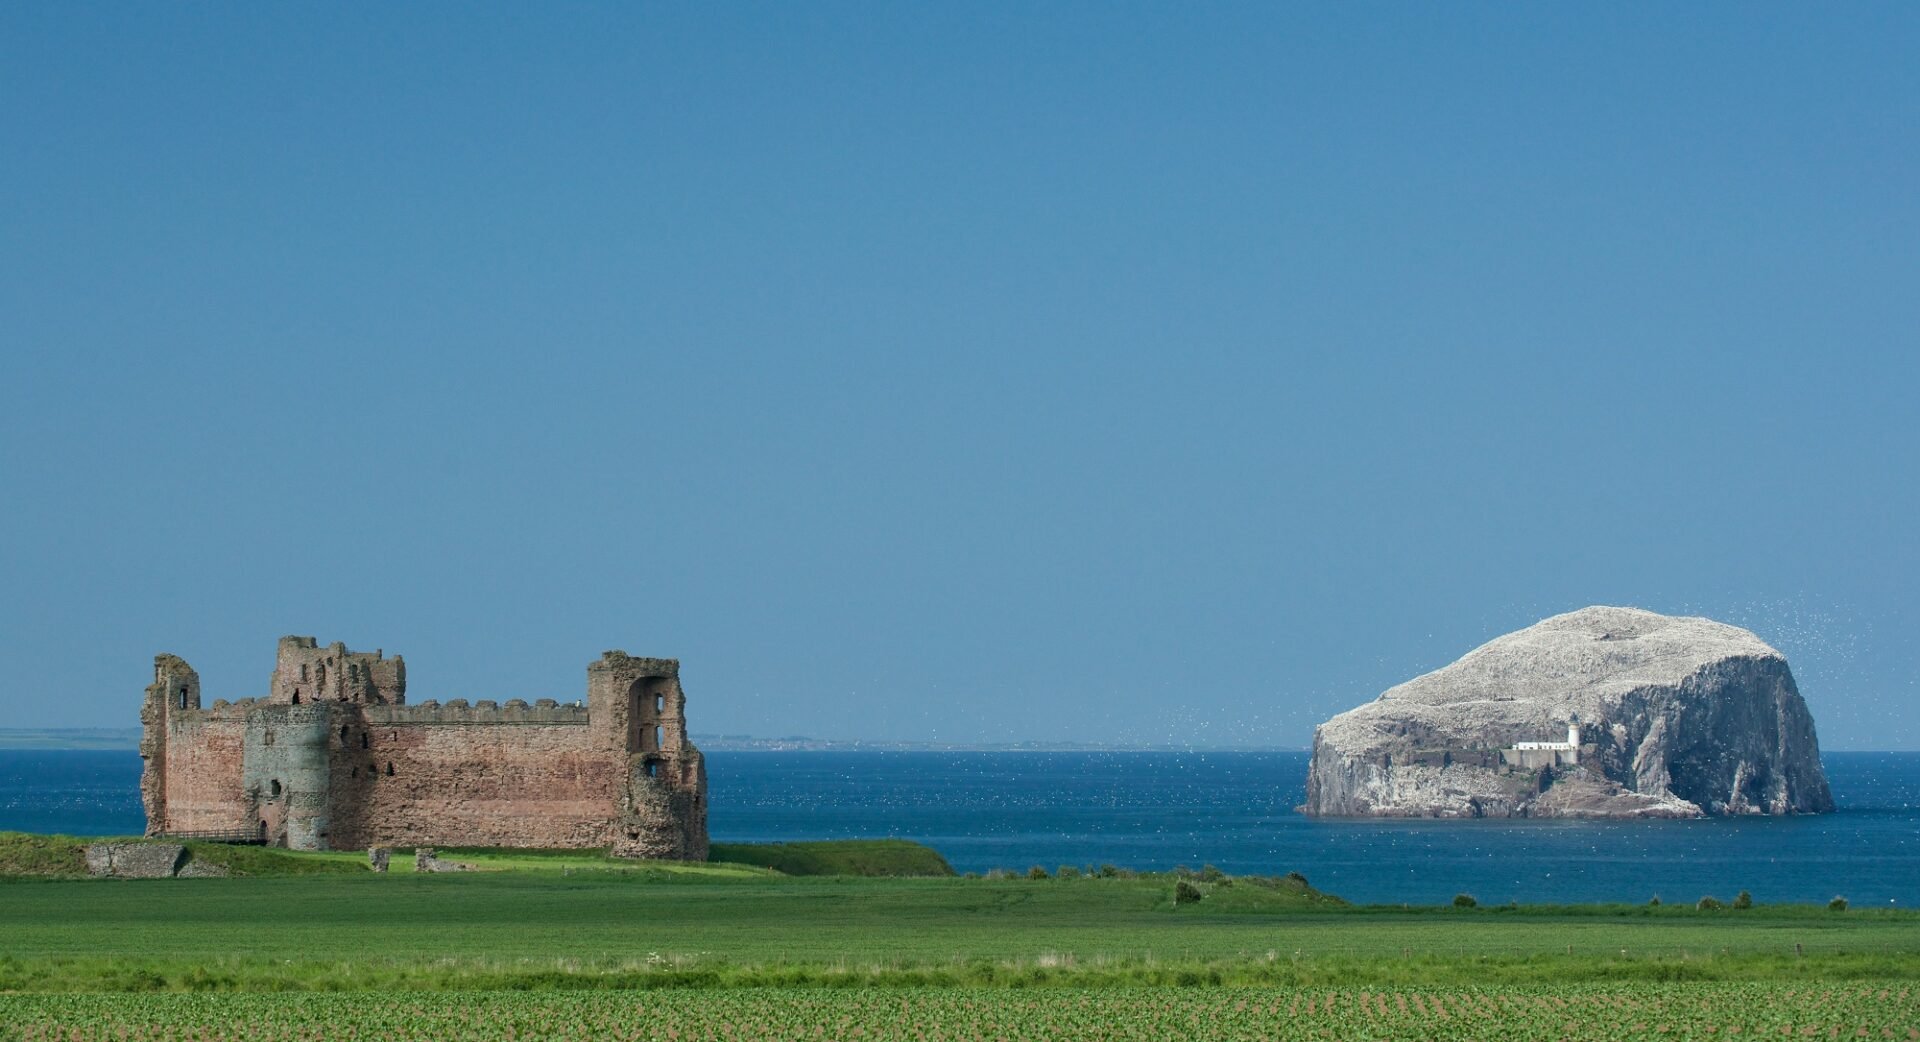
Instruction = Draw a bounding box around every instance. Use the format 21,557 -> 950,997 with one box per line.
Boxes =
265,731 -> 275,747
644,761 -> 658,779
178,689 -> 188,709
340,726 -> 350,745
361,732 -> 369,749
351,767 -> 358,778
655,726 -> 663,749
655,694 -> 664,713
292,691 -> 301,705
386,762 -> 394,777
270,779 -> 282,797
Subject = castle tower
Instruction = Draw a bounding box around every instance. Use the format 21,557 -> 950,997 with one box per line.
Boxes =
138,654 -> 201,836
243,703 -> 335,850
587,651 -> 709,860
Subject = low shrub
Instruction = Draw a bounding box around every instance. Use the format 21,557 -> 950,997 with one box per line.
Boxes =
1453,893 -> 1477,909
1828,896 -> 1848,911
1027,865 -> 1049,880
1199,865 -> 1227,883
1055,865 -> 1080,879
1697,896 -> 1723,911
1732,891 -> 1753,910
1173,879 -> 1203,905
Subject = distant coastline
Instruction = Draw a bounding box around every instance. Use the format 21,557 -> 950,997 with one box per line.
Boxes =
0,727 -> 1305,754
0,728 -> 144,751
689,734 -> 1309,753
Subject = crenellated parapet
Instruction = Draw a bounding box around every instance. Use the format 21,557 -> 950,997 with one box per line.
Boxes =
366,700 -> 590,726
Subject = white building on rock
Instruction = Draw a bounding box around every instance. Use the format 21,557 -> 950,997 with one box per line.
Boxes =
1504,715 -> 1583,769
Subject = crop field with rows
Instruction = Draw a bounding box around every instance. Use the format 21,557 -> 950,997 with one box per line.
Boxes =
3,985 -> 1914,1042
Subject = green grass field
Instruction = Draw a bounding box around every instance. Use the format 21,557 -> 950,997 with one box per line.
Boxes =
1,867 -> 1914,992
1,832 -> 1915,1041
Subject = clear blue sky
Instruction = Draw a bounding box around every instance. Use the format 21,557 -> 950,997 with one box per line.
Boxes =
2,5 -> 1915,749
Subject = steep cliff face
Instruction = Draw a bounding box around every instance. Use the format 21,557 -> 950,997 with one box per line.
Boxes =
1303,607 -> 1834,819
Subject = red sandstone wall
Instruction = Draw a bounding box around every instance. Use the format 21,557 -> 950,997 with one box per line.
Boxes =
329,721 -> 624,849
161,715 -> 250,833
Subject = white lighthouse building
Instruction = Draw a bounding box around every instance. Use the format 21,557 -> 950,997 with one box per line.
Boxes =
1505,714 -> 1583,768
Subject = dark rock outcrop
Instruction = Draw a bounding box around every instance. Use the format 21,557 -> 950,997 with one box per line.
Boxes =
1304,607 -> 1834,818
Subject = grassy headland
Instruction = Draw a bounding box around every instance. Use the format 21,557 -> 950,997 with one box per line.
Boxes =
708,838 -> 955,877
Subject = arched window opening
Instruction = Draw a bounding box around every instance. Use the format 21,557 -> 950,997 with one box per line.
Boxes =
351,766 -> 358,778
178,689 -> 188,709
269,779 -> 282,797
340,725 -> 350,745
626,681 -> 667,752
644,761 -> 658,779
385,762 -> 394,777
291,691 -> 301,705
360,732 -> 369,749
654,725 -> 663,749
655,693 -> 665,713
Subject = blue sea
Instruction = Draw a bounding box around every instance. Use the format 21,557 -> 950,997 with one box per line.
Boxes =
4,749 -> 1915,906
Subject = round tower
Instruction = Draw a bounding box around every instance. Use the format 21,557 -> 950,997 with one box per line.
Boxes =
244,703 -> 335,850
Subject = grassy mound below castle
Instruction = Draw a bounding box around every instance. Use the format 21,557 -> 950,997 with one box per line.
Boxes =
0,832 -> 953,879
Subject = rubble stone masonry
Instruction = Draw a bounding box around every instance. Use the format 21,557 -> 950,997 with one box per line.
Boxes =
139,637 -> 707,859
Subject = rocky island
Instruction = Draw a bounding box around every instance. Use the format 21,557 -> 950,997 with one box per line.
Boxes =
1304,606 -> 1834,819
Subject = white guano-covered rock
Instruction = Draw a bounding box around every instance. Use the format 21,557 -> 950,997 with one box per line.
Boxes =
1303,607 -> 1834,819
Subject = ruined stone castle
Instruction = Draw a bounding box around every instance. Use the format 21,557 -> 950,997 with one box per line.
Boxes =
139,636 -> 708,858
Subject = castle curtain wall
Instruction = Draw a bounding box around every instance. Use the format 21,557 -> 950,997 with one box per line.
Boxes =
157,712 -> 250,834
325,710 -> 623,850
